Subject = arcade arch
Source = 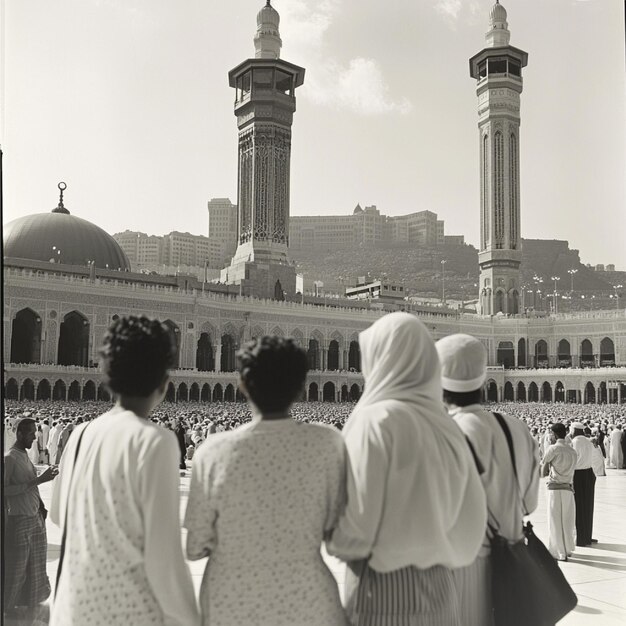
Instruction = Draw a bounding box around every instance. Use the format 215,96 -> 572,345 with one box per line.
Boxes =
58,311 -> 89,366
323,382 -> 336,402
10,308 -> 42,364
600,337 -> 615,367
196,333 -> 214,371
37,379 -> 51,401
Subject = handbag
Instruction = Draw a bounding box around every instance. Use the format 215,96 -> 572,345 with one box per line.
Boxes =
488,412 -> 577,626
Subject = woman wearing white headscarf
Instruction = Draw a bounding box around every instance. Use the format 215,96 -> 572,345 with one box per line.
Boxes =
326,313 -> 487,626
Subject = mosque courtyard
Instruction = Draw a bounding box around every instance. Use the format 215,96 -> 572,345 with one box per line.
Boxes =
21,466 -> 626,626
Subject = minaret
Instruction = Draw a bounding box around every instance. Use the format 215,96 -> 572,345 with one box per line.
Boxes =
220,1 -> 305,299
469,1 -> 528,315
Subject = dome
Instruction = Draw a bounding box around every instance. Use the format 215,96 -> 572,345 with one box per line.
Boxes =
4,209 -> 131,271
257,0 -> 279,28
489,1 -> 507,25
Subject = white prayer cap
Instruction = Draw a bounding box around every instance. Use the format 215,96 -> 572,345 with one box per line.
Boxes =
571,421 -> 585,430
436,334 -> 487,393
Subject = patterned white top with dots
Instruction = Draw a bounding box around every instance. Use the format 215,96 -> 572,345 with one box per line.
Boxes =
50,409 -> 200,626
184,418 -> 349,626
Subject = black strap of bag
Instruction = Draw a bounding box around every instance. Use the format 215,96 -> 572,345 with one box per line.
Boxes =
55,423 -> 89,599
492,411 -> 529,516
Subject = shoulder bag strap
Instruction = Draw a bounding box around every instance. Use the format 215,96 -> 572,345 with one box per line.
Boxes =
492,412 -> 529,516
54,423 -> 89,598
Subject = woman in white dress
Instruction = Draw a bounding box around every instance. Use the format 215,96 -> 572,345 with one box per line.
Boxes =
185,336 -> 348,626
326,312 -> 487,626
50,316 -> 199,626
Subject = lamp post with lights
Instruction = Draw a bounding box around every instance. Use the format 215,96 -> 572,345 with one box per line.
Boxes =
550,276 -> 561,314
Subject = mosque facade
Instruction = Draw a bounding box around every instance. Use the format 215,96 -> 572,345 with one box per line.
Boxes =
4,1 -> 626,405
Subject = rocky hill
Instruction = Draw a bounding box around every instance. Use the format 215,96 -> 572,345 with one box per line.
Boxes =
291,239 -> 625,309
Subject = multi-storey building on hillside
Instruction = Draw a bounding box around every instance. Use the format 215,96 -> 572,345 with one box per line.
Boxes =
113,230 -> 217,271
207,198 -> 238,268
289,205 -> 459,251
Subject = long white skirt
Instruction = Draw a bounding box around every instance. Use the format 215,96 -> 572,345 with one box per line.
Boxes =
548,489 -> 576,560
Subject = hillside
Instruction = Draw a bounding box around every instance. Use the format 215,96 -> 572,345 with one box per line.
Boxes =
291,239 -> 624,308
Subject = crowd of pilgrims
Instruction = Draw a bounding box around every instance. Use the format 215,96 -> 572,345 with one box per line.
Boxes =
3,312 -> 626,626
4,399 -> 626,470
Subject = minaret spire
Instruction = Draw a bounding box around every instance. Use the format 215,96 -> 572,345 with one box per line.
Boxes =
470,2 -> 528,315
254,0 -> 282,59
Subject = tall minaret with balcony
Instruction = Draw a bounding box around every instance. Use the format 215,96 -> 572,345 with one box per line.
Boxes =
470,1 -> 528,315
221,1 -> 305,299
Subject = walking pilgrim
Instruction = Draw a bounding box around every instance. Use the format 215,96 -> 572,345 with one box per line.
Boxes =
436,334 -> 540,626
327,313 -> 487,626
541,423 -> 578,561
570,422 -> 597,547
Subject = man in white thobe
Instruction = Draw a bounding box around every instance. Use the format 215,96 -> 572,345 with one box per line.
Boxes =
541,423 -> 578,561
609,426 -> 623,469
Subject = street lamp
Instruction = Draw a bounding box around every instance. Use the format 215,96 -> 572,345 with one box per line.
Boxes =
613,284 -> 623,309
550,276 -> 561,314
567,268 -> 578,295
441,259 -> 447,305
533,275 -> 543,310
51,246 -> 61,263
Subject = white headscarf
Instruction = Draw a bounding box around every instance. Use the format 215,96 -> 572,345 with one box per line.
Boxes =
329,312 -> 487,571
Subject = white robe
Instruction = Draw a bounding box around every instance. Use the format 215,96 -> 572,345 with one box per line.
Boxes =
591,445 -> 606,476
609,429 -> 623,469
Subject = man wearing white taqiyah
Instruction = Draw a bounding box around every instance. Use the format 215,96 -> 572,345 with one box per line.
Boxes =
541,423 -> 578,561
436,334 -> 540,626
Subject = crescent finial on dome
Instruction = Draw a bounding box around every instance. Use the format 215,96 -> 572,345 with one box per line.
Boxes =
52,181 -> 70,214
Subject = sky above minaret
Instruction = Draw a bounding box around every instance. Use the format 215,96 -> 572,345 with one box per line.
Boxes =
3,0 -> 625,268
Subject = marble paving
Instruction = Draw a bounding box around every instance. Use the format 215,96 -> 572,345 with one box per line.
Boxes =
8,468 -> 626,625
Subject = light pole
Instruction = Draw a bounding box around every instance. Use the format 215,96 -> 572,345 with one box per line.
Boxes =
51,246 -> 61,263
533,275 -> 543,310
441,259 -> 447,305
613,284 -> 623,309
550,276 -> 560,314
567,268 -> 578,295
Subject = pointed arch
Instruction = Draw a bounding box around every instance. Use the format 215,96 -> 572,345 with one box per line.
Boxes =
584,381 -> 595,404
178,382 -> 188,402
221,334 -> 236,372
323,382 -> 336,402
10,308 -> 42,364
600,337 -> 615,367
541,381 -> 552,403
580,339 -> 594,367
497,341 -> 515,369
196,333 -> 214,371
68,380 -> 81,401
486,380 -> 498,402
534,339 -> 548,368
224,384 -> 235,402
189,382 -> 200,402
213,383 -> 223,402
554,381 -> 565,403
201,383 -> 211,402
83,380 -> 96,401
307,338 -> 320,371
58,310 -> 89,366
504,381 -> 514,401
5,378 -> 19,400
36,379 -> 51,401
53,380 -> 66,401
349,384 -> 361,401
165,381 -> 176,402
308,382 -> 319,402
250,325 -> 265,341
517,381 -> 526,402
21,378 -> 35,400
327,340 -> 340,371
557,339 -> 571,367
528,382 -> 538,402
269,326 -> 285,338
348,341 -> 361,372
97,384 -> 111,401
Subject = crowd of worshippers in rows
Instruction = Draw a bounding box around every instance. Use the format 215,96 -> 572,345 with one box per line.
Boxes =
3,313 -> 626,626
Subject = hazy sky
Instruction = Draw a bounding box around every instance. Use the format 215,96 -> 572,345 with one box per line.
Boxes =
3,0 -> 625,268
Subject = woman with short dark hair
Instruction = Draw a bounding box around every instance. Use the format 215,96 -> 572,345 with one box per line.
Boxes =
185,335 -> 348,625
50,316 -> 199,626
